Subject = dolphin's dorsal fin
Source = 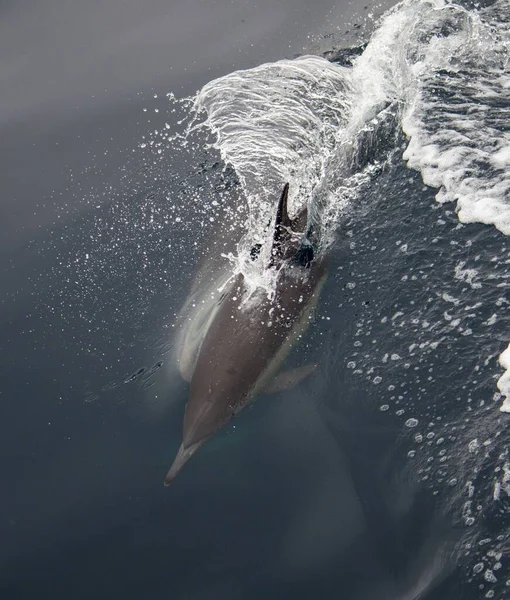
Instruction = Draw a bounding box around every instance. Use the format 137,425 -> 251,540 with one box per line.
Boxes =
274,182 -> 308,233
275,182 -> 291,232
270,183 -> 308,265
270,183 -> 291,265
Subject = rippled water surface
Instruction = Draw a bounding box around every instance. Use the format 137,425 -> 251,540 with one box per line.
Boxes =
1,0 -> 510,598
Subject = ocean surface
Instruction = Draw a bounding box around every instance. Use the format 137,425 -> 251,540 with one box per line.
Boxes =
1,0 -> 510,598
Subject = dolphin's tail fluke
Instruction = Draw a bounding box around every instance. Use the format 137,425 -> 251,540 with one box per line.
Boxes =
164,440 -> 204,486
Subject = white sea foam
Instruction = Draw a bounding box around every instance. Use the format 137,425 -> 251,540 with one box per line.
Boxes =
393,0 -> 510,409
498,345 -> 510,413
345,0 -> 510,411
401,1 -> 510,235
196,59 -> 351,224
349,0 -> 510,417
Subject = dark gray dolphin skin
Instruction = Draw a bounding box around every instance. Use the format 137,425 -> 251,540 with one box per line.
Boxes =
165,183 -> 327,485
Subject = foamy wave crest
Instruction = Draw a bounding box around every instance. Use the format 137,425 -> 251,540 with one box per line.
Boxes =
401,0 -> 510,234
395,0 -> 510,410
193,54 -> 401,289
195,55 -> 352,231
346,0 -> 510,410
498,345 -> 510,412
402,0 -> 510,412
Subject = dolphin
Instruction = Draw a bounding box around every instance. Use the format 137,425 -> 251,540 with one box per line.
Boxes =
165,183 -> 327,485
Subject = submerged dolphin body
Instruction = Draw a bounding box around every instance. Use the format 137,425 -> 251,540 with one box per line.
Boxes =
165,183 -> 327,485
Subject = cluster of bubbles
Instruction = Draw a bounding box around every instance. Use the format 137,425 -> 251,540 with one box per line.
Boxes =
33,91 -> 249,405
323,148 -> 510,595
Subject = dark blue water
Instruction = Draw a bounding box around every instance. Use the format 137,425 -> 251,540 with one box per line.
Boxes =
2,1 -> 510,599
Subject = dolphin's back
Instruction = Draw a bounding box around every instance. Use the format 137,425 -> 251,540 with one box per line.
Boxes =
182,276 -> 280,447
182,263 -> 325,449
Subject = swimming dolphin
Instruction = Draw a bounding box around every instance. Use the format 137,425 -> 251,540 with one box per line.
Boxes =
165,183 -> 327,485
